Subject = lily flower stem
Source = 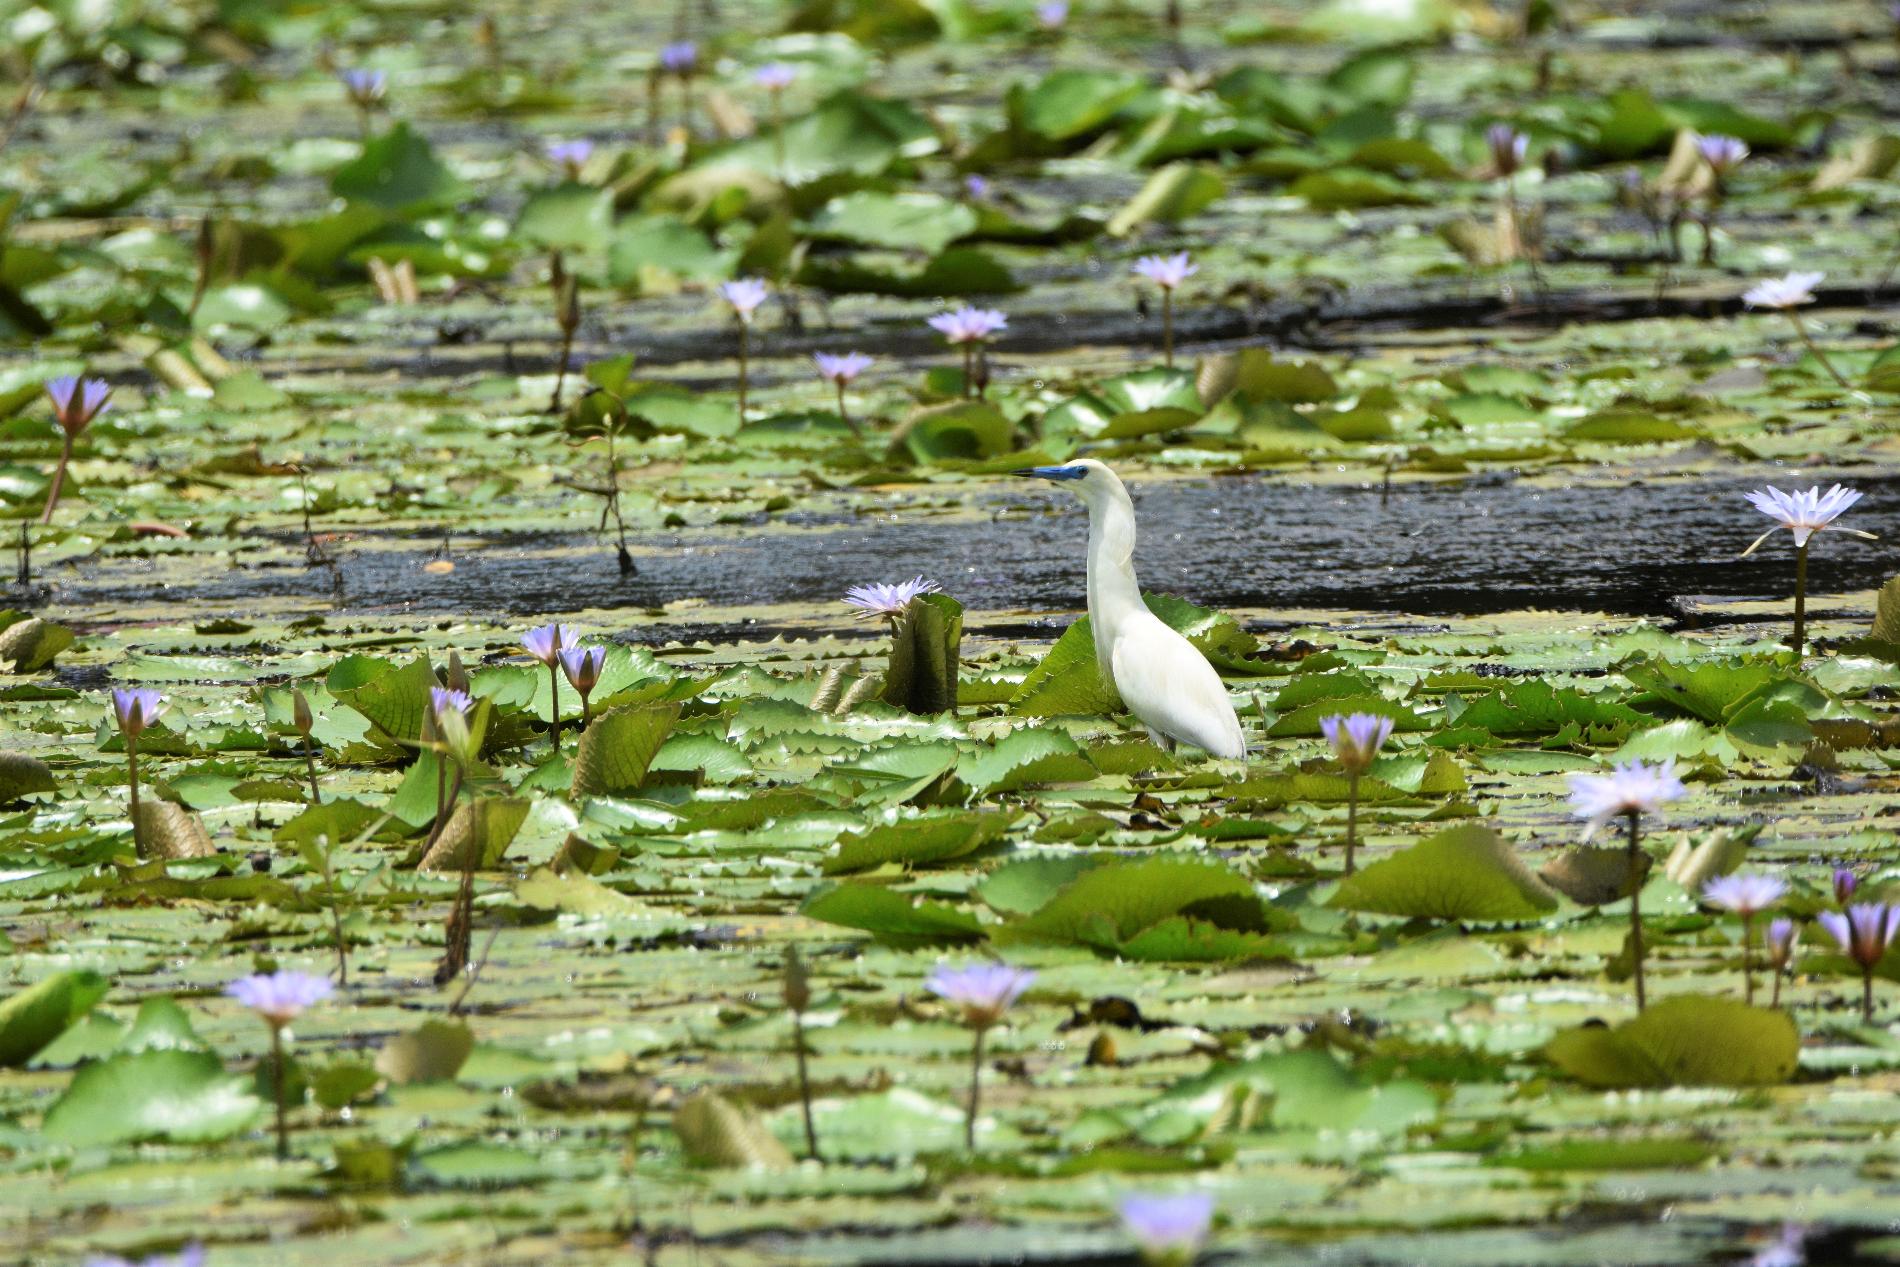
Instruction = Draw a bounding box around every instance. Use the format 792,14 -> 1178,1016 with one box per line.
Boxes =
271,1024 -> 290,1161
604,429 -> 634,573
961,345 -> 974,398
304,740 -> 322,805
319,848 -> 348,988
1789,313 -> 1852,389
771,91 -> 786,179
737,324 -> 750,422
126,736 -> 143,856
965,1026 -> 986,1151
1344,771 -> 1360,876
1740,911 -> 1754,1006
449,923 -> 503,1018
40,433 -> 73,525
1162,290 -> 1174,367
16,521 -> 27,587
793,1009 -> 820,1160
1792,540 -> 1810,659
836,381 -> 861,438
580,693 -> 592,731
548,661 -> 563,751
551,326 -> 573,411
1770,965 -> 1782,1010
1627,811 -> 1647,1012
424,765 -> 464,851
1864,967 -> 1876,1026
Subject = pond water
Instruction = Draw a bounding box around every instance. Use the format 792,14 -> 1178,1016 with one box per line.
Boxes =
41,470 -> 1897,623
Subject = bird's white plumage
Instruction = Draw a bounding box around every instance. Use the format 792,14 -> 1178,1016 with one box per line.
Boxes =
1030,458 -> 1246,760
1109,619 -> 1247,758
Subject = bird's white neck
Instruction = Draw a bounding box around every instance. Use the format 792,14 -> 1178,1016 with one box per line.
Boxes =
1083,481 -> 1145,670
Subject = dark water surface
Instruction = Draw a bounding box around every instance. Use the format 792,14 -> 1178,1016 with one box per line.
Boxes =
47,472 -> 1900,622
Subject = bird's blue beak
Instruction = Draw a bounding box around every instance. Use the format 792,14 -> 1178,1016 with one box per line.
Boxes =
1012,465 -> 1086,481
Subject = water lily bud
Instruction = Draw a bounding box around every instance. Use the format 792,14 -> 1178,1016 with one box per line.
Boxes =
783,945 -> 811,1013
435,702 -> 480,766
1320,712 -> 1394,777
1834,867 -> 1859,906
559,645 -> 607,696
111,688 -> 167,741
292,688 -> 314,737
445,650 -> 469,695
1765,917 -> 1797,970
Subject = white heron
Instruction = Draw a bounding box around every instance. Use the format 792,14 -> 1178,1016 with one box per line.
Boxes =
1015,459 -> 1247,760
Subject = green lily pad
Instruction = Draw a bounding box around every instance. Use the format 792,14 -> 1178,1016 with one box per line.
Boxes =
1331,823 -> 1559,921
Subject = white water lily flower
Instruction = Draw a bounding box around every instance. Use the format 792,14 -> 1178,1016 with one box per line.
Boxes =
1702,872 -> 1787,915
842,576 -> 940,619
1740,484 -> 1876,555
1742,271 -> 1823,310
1566,758 -> 1685,836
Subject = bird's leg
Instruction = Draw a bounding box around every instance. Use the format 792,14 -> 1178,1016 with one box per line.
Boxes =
1144,725 -> 1175,753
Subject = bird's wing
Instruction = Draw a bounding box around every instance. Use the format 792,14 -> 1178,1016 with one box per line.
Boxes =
1108,617 -> 1247,759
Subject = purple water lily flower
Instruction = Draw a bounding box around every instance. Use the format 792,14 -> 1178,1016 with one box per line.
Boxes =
111,688 -> 167,739
1820,903 -> 1900,1022
926,960 -> 1036,1029
1765,917 -> 1797,968
430,686 -> 473,720
1743,270 -> 1823,310
1835,868 -> 1860,905
931,959 -> 1036,1150
1319,712 -> 1392,775
45,376 -> 112,438
963,174 -> 991,200
1749,1223 -> 1807,1267
1132,251 -> 1197,291
1703,872 -> 1787,915
1487,122 -> 1528,176
559,644 -> 607,693
1818,903 -> 1900,969
521,623 -> 578,666
1706,873 -> 1788,1005
720,277 -> 770,323
928,306 -> 1008,344
1741,484 -> 1868,554
1037,0 -> 1071,29
842,576 -> 940,620
754,62 -> 798,91
227,969 -> 334,1029
546,139 -> 594,176
1697,134 -> 1749,175
84,1247 -> 206,1267
814,352 -> 873,386
1322,712 -> 1392,875
660,41 -> 698,73
1118,1192 -> 1216,1266
338,69 -> 386,106
1566,758 -> 1685,836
